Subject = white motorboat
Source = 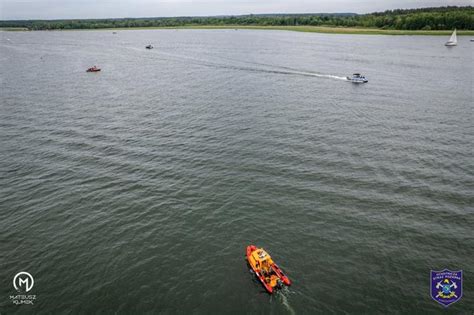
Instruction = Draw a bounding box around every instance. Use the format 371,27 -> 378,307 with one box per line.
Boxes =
347,73 -> 368,83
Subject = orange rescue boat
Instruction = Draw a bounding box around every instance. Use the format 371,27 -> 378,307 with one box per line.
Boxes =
246,245 -> 291,293
86,66 -> 101,72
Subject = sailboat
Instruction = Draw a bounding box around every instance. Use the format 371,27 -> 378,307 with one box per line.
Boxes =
445,29 -> 457,46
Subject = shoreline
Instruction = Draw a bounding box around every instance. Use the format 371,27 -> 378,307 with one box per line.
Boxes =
1,25 -> 474,35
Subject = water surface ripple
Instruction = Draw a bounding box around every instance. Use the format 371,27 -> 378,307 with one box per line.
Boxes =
1,29 -> 473,313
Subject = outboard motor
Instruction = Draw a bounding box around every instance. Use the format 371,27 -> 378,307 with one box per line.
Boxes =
276,279 -> 283,289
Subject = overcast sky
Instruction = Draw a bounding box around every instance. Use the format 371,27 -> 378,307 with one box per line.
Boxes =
1,0 -> 471,20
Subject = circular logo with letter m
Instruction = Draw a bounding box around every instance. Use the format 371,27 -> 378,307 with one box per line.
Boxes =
13,272 -> 34,292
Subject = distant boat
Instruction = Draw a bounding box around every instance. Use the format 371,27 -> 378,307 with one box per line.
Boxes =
112,32 -> 117,34
347,73 -> 368,83
145,44 -> 153,49
445,29 -> 457,46
86,66 -> 101,72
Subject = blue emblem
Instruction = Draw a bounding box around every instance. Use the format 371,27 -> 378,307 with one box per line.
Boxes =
430,269 -> 463,307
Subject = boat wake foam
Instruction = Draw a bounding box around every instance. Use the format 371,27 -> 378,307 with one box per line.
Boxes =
276,287 -> 296,315
213,65 -> 348,82
134,48 -> 348,82
207,55 -> 350,81
290,71 -> 348,81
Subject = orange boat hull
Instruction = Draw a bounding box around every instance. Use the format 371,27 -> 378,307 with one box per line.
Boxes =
246,245 -> 291,294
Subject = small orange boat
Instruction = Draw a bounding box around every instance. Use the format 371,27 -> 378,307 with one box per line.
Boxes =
86,66 -> 101,72
246,245 -> 291,293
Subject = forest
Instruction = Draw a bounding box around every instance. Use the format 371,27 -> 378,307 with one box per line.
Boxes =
1,6 -> 472,31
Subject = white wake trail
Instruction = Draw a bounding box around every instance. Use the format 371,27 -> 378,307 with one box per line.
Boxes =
131,47 -> 348,82
291,70 -> 348,81
277,287 -> 296,315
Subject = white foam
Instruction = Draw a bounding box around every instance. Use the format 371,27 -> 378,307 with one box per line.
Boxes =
277,287 -> 296,315
291,71 -> 348,81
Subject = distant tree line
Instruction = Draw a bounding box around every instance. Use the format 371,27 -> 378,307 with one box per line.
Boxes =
1,6 -> 472,31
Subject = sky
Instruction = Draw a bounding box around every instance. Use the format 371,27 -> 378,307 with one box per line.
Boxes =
0,0 -> 471,20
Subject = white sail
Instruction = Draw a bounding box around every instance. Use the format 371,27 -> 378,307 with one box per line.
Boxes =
445,29 -> 457,46
449,29 -> 457,43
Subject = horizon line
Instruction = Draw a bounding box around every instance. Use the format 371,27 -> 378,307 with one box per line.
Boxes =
1,5 -> 470,22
